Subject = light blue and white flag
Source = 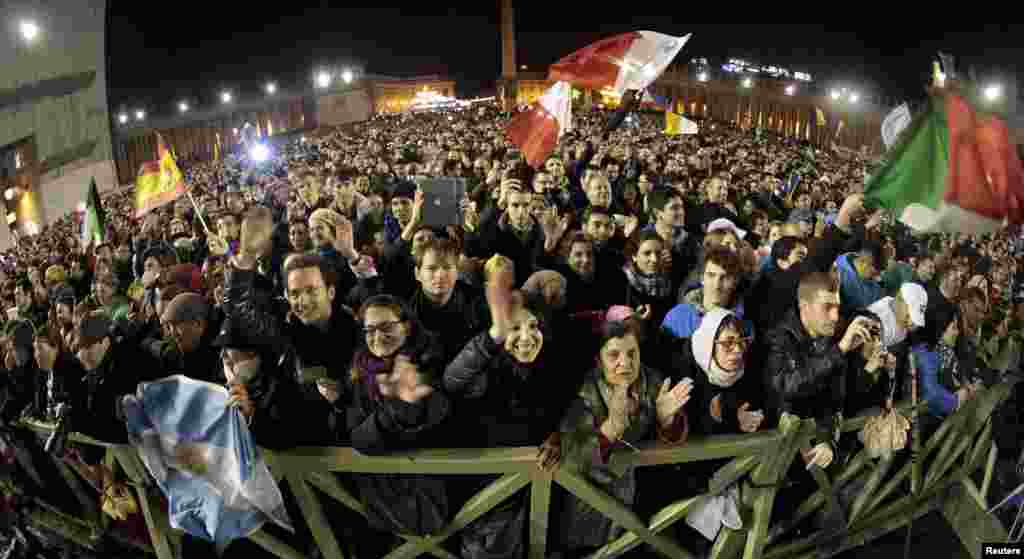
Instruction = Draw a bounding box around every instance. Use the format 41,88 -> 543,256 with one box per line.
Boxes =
122,376 -> 292,550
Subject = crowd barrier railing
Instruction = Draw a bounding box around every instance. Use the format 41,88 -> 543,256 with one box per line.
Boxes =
16,377 -> 1014,559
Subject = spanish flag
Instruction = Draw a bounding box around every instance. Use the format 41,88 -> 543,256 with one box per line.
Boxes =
135,132 -> 186,217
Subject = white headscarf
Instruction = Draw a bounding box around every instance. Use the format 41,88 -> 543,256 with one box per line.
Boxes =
691,308 -> 745,388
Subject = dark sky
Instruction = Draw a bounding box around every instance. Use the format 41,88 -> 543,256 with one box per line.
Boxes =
106,11 -> 1022,118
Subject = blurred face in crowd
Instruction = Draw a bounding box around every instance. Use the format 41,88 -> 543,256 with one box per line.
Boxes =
505,191 -> 533,232
768,225 -> 783,245
334,181 -> 355,211
226,193 -> 245,215
217,215 -> 240,242
703,261 -> 739,309
416,249 -> 458,303
55,302 -> 74,327
308,216 -> 335,249
289,223 -> 311,252
584,212 -> 615,244
707,178 -> 728,204
655,195 -> 686,228
115,244 -> 131,263
796,194 -> 812,210
28,268 -> 41,285
585,175 -> 612,209
222,349 -> 261,384
144,256 -> 163,279
95,278 -> 116,307
568,241 -> 595,280
800,288 -> 841,338
362,305 -> 410,359
915,257 -> 936,283
286,267 -> 335,326
504,306 -> 543,364
545,158 -> 564,179
164,319 -> 206,355
633,239 -> 663,275
76,336 -> 111,372
606,163 -> 621,180
778,243 -> 808,271
14,286 -> 32,308
410,229 -> 436,258
714,322 -> 747,372
853,253 -> 881,281
532,172 -> 553,194
391,196 -> 414,225
601,333 -> 640,388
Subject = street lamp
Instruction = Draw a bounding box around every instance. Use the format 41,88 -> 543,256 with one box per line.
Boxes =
179,102 -> 189,113
4,189 -> 14,201
742,78 -> 753,88
341,70 -> 353,84
135,110 -> 145,121
19,20 -> 39,43
266,82 -> 276,95
785,85 -> 796,96
221,91 -> 232,104
830,90 -> 841,101
698,72 -> 709,83
849,92 -> 860,104
316,71 -> 331,89
118,113 -> 128,124
984,84 -> 1003,102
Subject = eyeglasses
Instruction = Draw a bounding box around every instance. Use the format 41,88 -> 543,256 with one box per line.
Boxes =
363,321 -> 401,338
716,337 -> 752,353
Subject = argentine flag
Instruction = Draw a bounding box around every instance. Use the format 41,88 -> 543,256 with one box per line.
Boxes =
123,376 -> 292,550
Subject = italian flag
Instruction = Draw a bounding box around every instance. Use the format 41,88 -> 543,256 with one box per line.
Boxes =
81,177 -> 106,246
505,81 -> 574,168
865,92 -> 1024,234
548,31 -> 690,95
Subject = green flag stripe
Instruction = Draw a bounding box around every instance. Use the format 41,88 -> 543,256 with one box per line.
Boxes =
864,97 -> 951,213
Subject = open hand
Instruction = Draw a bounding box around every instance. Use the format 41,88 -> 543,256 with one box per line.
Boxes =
656,378 -> 693,428
537,432 -> 562,471
737,403 -> 765,433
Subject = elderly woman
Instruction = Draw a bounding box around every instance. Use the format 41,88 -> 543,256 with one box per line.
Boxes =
558,320 -> 692,552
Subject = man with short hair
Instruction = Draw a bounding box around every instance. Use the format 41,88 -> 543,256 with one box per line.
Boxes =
662,247 -> 751,340
142,292 -> 221,384
762,271 -> 880,469
465,180 -> 547,287
836,241 -> 887,314
643,188 -> 702,289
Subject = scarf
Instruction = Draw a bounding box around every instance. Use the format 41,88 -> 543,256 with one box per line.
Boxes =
352,351 -> 394,401
867,297 -> 907,348
624,266 -> 672,299
692,308 -> 746,388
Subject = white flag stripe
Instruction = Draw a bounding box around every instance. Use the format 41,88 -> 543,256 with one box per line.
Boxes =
882,103 -> 912,150
613,31 -> 690,94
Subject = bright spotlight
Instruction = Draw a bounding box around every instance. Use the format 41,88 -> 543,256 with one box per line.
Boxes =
698,72 -> 709,82
135,110 -> 145,120
118,113 -> 128,124
179,102 -> 189,113
19,20 -> 39,43
984,84 -> 1003,102
266,82 -> 277,95
849,93 -> 860,104
221,91 -> 232,103
830,90 -> 841,100
4,189 -> 13,201
249,143 -> 270,163
742,78 -> 753,88
341,70 -> 353,84
316,72 -> 331,89
785,85 -> 796,96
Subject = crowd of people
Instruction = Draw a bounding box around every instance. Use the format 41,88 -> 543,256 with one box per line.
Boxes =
0,99 -> 1022,558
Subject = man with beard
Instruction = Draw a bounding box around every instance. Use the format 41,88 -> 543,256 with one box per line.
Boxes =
465,180 -> 547,288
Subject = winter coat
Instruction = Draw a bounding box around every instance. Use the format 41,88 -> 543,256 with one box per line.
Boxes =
464,214 -> 547,289
407,282 -> 490,364
558,365 -> 688,549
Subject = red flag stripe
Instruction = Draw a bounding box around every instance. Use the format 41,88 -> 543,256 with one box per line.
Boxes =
506,104 -> 561,169
548,32 -> 640,91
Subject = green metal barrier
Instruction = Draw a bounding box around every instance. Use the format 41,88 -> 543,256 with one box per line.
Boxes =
13,379 -> 1014,559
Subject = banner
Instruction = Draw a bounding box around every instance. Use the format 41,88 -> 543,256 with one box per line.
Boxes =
882,103 -> 912,150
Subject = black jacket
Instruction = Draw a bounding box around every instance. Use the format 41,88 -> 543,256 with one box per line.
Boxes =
761,309 -> 848,444
747,224 -> 853,332
464,215 -> 547,289
408,282 -> 490,364
443,332 -> 582,448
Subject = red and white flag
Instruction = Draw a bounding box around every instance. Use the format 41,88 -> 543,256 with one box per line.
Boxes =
549,31 -> 691,94
505,81 -> 573,169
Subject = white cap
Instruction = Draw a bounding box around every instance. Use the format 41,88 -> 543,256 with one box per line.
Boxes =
706,218 -> 747,240
900,283 -> 928,329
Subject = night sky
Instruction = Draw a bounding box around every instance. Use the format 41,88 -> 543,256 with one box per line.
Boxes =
106,11 -> 1021,118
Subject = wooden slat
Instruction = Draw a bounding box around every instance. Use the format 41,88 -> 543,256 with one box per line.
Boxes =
248,529 -> 308,559
286,473 -> 346,559
942,484 -> 1009,559
528,469 -> 552,559
609,431 -> 782,471
598,496 -> 703,559
847,456 -> 893,524
305,471 -> 366,517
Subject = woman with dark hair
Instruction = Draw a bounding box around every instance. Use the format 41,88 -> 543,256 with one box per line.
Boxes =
558,320 -> 691,553
443,269 -> 583,559
326,295 -> 451,555
550,232 -> 626,315
624,230 -> 675,326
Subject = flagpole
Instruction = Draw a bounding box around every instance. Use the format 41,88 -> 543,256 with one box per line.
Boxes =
186,189 -> 212,237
